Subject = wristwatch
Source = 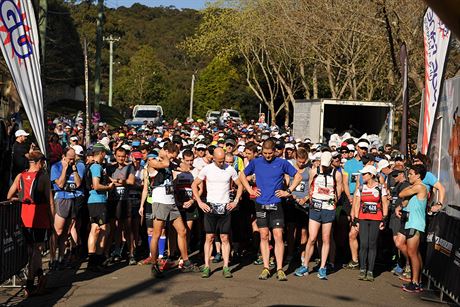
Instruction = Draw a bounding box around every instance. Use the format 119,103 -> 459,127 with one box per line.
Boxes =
286,188 -> 292,194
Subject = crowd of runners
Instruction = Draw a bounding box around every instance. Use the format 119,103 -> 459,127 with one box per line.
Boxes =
6,113 -> 446,296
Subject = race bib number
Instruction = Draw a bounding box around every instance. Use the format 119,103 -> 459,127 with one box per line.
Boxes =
116,186 -> 126,197
261,203 -> 278,210
210,203 -> 226,215
318,187 -> 330,195
295,181 -> 306,192
311,199 -> 323,211
362,202 -> 378,214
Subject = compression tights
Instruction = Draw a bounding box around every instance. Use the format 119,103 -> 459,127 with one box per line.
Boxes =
359,220 -> 380,272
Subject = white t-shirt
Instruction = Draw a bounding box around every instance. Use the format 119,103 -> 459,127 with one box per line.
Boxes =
193,157 -> 208,172
198,163 -> 238,204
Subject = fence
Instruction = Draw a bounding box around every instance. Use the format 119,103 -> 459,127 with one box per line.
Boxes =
0,201 -> 27,284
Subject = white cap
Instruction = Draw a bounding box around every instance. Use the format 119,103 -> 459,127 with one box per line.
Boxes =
359,165 -> 377,176
121,144 -> 131,151
347,144 -> 355,151
70,136 -> 79,141
196,143 -> 206,149
320,151 -> 332,167
15,129 -> 29,137
285,143 -> 295,150
71,145 -> 84,156
377,159 -> 390,172
313,152 -> 322,161
100,136 -> 110,150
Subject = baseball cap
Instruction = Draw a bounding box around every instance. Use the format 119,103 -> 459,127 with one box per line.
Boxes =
132,140 -> 141,147
15,129 -> 29,137
285,143 -> 295,150
377,159 -> 390,172
196,143 -> 207,150
92,143 -> 108,153
72,145 -> 84,156
357,139 -> 370,149
359,165 -> 377,176
320,151 -> 332,167
347,144 -> 355,152
225,138 -> 236,146
70,135 -> 79,141
131,151 -> 143,159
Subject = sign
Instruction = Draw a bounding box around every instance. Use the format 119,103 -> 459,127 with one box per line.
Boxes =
0,0 -> 46,154
421,8 -> 451,154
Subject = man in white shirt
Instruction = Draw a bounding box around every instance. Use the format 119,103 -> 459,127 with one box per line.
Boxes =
192,148 -> 243,279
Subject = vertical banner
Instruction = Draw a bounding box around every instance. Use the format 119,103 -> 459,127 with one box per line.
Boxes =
0,0 -> 46,154
421,8 -> 451,154
399,43 -> 409,156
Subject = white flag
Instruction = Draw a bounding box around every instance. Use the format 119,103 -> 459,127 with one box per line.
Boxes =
0,0 -> 46,154
421,8 -> 451,154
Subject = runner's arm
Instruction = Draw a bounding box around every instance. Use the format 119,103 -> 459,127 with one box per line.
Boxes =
343,172 -> 352,202
191,177 -> 204,205
433,181 -> 446,205
239,171 -> 253,193
6,174 -> 21,200
335,171 -> 343,199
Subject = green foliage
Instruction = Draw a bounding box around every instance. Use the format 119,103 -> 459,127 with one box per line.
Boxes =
113,45 -> 167,107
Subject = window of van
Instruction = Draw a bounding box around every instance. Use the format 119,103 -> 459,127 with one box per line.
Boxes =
136,110 -> 158,118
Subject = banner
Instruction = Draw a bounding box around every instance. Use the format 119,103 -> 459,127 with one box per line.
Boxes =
0,0 -> 46,154
399,43 -> 409,156
421,8 -> 451,154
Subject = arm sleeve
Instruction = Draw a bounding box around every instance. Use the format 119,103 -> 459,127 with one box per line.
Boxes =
197,166 -> 207,181
77,163 -> 85,178
283,160 -> 298,177
244,160 -> 255,176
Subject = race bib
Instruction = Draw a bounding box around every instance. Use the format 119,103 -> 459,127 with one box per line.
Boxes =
261,203 -> 278,211
311,198 -> 323,211
362,202 -> 378,214
295,181 -> 306,192
115,186 -> 126,197
210,203 -> 226,215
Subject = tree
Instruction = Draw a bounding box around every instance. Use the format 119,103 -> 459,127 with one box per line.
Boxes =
113,45 -> 167,107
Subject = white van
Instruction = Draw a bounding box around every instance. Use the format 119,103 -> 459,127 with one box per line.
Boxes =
126,105 -> 163,126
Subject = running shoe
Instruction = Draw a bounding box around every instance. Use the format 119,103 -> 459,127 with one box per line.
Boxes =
253,255 -> 263,265
366,271 -> 374,282
201,266 -> 211,278
151,263 -> 164,278
317,267 -> 327,280
358,270 -> 366,280
212,253 -> 222,263
342,260 -> 359,270
178,258 -> 184,269
276,269 -> 287,281
128,256 -> 137,266
258,268 -> 271,280
294,265 -> 309,277
392,264 -> 404,276
402,282 -> 421,293
222,266 -> 233,278
158,258 -> 170,271
138,256 -> 153,265
269,257 -> 275,269
182,262 -> 200,273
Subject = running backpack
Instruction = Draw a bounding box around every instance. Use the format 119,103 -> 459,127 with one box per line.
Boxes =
18,170 -> 43,204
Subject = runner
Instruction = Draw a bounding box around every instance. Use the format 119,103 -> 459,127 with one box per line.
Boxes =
295,151 -> 342,280
239,139 -> 302,281
396,164 -> 428,293
192,148 -> 243,278
353,165 -> 389,282
7,151 -> 53,296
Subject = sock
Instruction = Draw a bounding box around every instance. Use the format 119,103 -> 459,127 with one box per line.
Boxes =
148,235 -> 152,256
301,256 -> 305,265
88,253 -> 96,266
159,236 -> 166,258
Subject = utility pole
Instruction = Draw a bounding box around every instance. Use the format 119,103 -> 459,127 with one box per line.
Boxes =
84,38 -> 91,147
189,73 -> 195,120
103,35 -> 120,107
94,0 -> 104,112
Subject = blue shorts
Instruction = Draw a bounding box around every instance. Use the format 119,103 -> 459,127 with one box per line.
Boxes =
309,209 -> 335,224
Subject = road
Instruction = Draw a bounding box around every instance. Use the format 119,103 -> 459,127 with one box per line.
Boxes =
0,256 -> 437,307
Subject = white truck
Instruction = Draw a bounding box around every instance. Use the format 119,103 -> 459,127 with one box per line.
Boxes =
125,105 -> 163,127
293,99 -> 394,144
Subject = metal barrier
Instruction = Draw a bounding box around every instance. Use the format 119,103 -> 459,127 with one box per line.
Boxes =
0,201 -> 28,284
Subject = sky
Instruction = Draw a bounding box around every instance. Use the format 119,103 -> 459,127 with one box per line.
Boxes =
105,0 -> 209,10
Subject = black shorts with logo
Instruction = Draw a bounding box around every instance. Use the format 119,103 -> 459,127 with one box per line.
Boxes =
255,202 -> 284,229
88,203 -> 108,226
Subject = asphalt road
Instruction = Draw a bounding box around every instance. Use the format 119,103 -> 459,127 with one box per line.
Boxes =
0,256 -> 439,307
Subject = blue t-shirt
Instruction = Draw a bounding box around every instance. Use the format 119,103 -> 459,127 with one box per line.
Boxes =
244,157 -> 297,205
423,171 -> 438,192
344,158 -> 364,195
51,160 -> 85,199
88,163 -> 108,204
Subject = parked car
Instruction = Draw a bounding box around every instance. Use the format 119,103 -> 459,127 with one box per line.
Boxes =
206,110 -> 220,123
219,109 -> 242,125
